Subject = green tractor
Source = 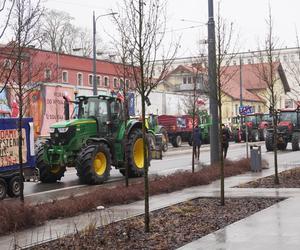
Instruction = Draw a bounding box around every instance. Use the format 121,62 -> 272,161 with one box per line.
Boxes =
36,94 -> 151,185
146,114 -> 169,152
198,110 -> 211,144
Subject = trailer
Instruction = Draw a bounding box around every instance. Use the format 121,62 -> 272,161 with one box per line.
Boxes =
158,115 -> 197,147
0,118 -> 37,200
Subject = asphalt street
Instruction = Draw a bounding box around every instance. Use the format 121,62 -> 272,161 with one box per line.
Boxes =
22,141 -> 299,199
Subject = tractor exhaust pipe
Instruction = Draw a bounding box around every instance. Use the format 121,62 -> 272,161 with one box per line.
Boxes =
63,96 -> 70,120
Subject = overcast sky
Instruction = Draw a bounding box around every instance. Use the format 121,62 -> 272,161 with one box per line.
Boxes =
44,0 -> 300,58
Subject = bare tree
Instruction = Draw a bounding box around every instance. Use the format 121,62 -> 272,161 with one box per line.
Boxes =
111,15 -> 135,187
2,0 -> 51,202
41,9 -> 74,52
41,9 -> 105,57
253,6 -> 280,184
113,0 -> 178,232
215,2 -> 239,205
0,0 -> 15,39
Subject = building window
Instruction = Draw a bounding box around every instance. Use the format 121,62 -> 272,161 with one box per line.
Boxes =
233,60 -> 237,65
183,76 -> 187,84
62,71 -> 68,83
96,75 -> 101,86
290,54 -> 295,62
120,79 -> 124,88
283,55 -> 288,62
77,73 -> 83,86
125,79 -> 130,88
247,58 -> 252,64
3,59 -> 12,69
44,68 -> 52,81
88,74 -> 93,85
113,78 -> 118,88
188,76 -> 192,84
104,76 -> 109,87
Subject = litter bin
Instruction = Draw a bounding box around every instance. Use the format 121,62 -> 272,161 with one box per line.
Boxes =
250,145 -> 262,172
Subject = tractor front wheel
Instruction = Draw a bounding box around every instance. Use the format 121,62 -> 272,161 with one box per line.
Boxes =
265,132 -> 274,151
76,143 -> 111,185
36,144 -> 65,183
291,133 -> 300,151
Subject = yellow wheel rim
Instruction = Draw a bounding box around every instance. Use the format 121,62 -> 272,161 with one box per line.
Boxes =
133,138 -> 144,169
50,165 -> 61,174
93,152 -> 107,176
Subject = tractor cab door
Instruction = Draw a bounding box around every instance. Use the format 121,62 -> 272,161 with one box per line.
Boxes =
89,99 -> 110,137
108,100 -> 123,136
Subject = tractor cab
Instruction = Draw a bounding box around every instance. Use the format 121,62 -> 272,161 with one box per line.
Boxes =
243,113 -> 263,128
266,108 -> 300,151
75,95 -> 123,137
278,109 -> 300,131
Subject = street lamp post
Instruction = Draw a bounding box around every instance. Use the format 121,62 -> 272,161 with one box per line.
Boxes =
92,11 -> 117,95
207,0 -> 219,164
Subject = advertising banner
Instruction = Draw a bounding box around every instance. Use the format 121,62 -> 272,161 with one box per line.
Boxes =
0,129 -> 27,167
40,85 -> 74,136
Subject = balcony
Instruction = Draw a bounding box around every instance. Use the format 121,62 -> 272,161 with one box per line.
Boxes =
177,83 -> 207,92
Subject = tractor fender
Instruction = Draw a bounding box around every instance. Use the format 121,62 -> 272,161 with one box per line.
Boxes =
127,120 -> 145,136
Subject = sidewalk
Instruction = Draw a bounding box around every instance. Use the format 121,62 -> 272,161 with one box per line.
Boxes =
1,163 -> 299,250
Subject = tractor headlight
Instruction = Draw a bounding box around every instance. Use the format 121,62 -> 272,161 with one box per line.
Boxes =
58,127 -> 69,133
49,127 -> 55,133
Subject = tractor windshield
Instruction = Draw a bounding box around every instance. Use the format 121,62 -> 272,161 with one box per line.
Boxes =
78,97 -> 108,120
280,112 -> 297,123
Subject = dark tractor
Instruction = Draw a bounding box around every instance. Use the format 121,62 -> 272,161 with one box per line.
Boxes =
146,114 -> 169,152
265,108 -> 300,151
239,113 -> 264,142
36,94 -> 152,185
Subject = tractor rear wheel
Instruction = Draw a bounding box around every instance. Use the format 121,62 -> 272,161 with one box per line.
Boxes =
76,143 -> 111,185
265,132 -> 274,151
0,178 -> 7,200
160,127 -> 168,152
291,133 -> 300,151
127,129 -> 148,178
7,176 -> 21,197
36,143 -> 65,183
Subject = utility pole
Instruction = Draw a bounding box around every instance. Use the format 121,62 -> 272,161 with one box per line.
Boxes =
239,56 -> 243,108
92,11 -> 97,95
208,0 -> 219,164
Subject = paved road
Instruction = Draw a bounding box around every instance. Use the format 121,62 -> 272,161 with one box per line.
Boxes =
23,141 -> 300,199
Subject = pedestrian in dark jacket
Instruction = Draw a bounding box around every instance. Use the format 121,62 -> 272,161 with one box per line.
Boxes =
222,124 -> 230,159
193,125 -> 202,161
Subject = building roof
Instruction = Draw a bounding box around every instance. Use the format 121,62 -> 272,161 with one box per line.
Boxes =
168,62 -> 290,102
221,62 -> 290,101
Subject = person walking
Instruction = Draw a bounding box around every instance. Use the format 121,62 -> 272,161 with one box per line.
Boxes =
193,125 -> 202,161
222,124 -> 230,159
